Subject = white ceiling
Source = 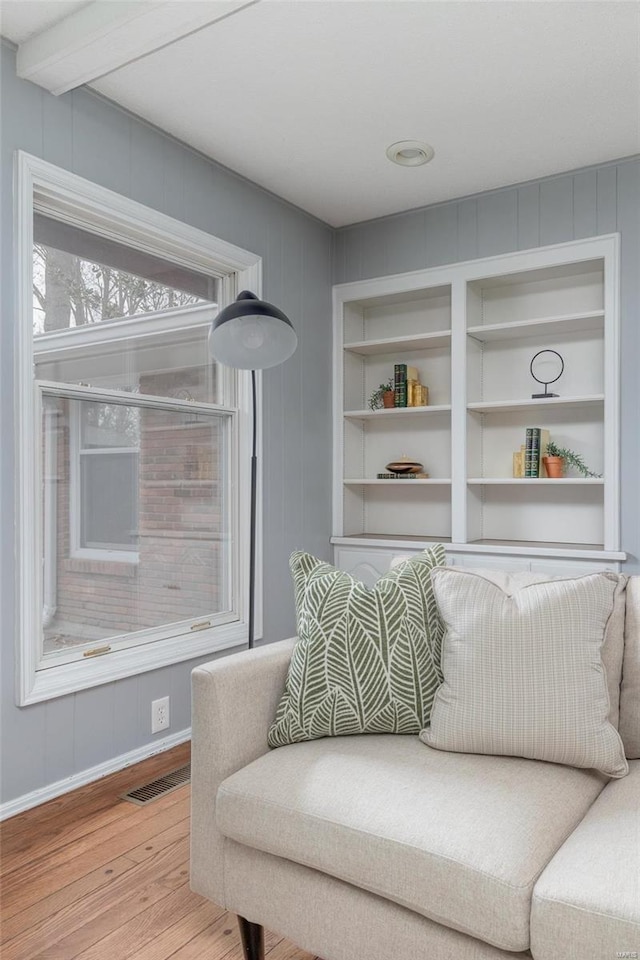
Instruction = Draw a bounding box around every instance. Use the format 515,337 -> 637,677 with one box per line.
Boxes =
1,1 -> 639,227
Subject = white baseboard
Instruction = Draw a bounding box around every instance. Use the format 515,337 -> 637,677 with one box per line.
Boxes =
0,727 -> 191,821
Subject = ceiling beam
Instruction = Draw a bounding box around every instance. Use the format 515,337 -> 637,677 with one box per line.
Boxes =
17,0 -> 259,96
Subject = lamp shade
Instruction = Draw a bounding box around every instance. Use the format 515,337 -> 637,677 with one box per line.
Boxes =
209,291 -> 297,370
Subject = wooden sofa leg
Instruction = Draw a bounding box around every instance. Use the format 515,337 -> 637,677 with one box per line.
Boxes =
238,915 -> 265,960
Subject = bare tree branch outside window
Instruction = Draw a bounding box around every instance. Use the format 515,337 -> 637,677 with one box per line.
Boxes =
33,243 -> 205,334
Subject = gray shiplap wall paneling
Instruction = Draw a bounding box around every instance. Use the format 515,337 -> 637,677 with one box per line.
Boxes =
539,177 -> 574,246
456,199 -> 478,263
74,684 -> 116,773
516,184 -> 540,251
359,222 -> 387,280
333,158 -> 640,572
572,170 -> 597,239
0,43 -> 332,806
616,161 -> 640,572
112,675 -> 142,758
477,189 -> 518,258
131,122 -> 166,211
43,84 -> 73,170
72,91 -> 132,194
44,695 -> 76,786
385,210 -> 427,276
597,166 -> 618,234
425,204 -> 457,267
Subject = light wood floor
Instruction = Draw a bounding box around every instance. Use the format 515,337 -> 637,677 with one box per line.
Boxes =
0,743 -> 318,960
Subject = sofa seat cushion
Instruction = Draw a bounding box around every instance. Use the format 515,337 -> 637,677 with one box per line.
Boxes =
531,759 -> 640,960
216,735 -> 606,952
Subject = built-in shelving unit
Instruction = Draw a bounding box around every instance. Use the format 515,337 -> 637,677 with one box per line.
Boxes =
332,235 -> 623,571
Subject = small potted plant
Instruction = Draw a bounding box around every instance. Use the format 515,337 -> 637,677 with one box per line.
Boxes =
543,441 -> 601,479
368,378 -> 395,410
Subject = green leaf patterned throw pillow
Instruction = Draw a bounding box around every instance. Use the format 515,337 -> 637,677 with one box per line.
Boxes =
268,546 -> 446,748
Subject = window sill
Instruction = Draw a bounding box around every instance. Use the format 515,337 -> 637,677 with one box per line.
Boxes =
20,621 -> 249,705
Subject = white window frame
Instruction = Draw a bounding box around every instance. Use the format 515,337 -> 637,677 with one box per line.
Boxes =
15,151 -> 263,705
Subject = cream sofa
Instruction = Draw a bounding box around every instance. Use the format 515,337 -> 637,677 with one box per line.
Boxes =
190,575 -> 640,960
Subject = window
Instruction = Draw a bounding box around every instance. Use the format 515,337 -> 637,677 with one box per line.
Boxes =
17,153 -> 261,704
72,401 -> 140,559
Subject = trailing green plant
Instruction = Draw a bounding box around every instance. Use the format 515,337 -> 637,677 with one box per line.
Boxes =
368,378 -> 394,410
546,441 -> 601,478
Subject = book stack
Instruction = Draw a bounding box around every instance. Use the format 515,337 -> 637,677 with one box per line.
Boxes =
522,427 -> 550,477
377,472 -> 430,479
394,364 -> 429,407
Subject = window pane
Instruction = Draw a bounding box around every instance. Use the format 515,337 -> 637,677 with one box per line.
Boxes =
36,326 -> 219,404
33,214 -> 217,333
80,403 -> 140,448
81,452 -> 138,550
42,395 -> 231,656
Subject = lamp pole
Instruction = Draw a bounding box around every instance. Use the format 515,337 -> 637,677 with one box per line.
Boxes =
208,291 -> 297,651
248,369 -> 258,648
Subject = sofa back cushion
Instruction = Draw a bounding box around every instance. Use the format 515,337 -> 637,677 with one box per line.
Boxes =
422,569 -> 628,778
619,576 -> 640,758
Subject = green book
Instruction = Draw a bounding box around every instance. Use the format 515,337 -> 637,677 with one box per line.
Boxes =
394,363 -> 407,407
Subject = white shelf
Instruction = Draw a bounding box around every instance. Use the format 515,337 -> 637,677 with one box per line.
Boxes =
467,310 -> 604,342
343,479 -> 451,486
344,405 -> 451,420
343,330 -> 451,355
467,478 -> 604,485
467,394 -> 604,414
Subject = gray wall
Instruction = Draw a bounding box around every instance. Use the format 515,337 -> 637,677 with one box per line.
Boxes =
333,158 -> 640,574
0,43 -> 333,806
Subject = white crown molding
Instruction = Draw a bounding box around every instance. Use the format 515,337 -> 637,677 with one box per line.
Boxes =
17,0 -> 259,96
0,728 -> 191,821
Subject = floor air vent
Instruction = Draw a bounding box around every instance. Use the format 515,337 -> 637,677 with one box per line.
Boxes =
120,763 -> 191,806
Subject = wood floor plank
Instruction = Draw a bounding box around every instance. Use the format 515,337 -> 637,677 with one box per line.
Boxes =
2,839 -> 189,959
1,782 -> 188,879
125,808 -> 191,863
165,912 -> 243,960
69,883 -> 206,960
1,795 -> 190,918
117,896 -> 227,960
0,855 -> 136,945
0,743 -> 314,960
266,942 -> 319,960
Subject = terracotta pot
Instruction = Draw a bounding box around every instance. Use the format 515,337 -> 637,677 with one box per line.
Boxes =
543,456 -> 564,478
382,390 -> 396,408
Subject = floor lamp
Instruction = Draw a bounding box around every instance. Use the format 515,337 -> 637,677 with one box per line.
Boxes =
209,291 -> 297,649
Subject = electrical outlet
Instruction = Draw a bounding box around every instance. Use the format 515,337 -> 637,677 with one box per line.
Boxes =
151,696 -> 170,734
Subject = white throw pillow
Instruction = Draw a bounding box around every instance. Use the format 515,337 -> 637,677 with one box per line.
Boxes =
421,569 -> 628,779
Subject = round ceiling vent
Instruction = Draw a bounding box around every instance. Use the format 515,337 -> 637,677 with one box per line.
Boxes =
386,140 -> 435,167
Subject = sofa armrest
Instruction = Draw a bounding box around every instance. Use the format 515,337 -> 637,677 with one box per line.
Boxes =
190,638 -> 295,904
